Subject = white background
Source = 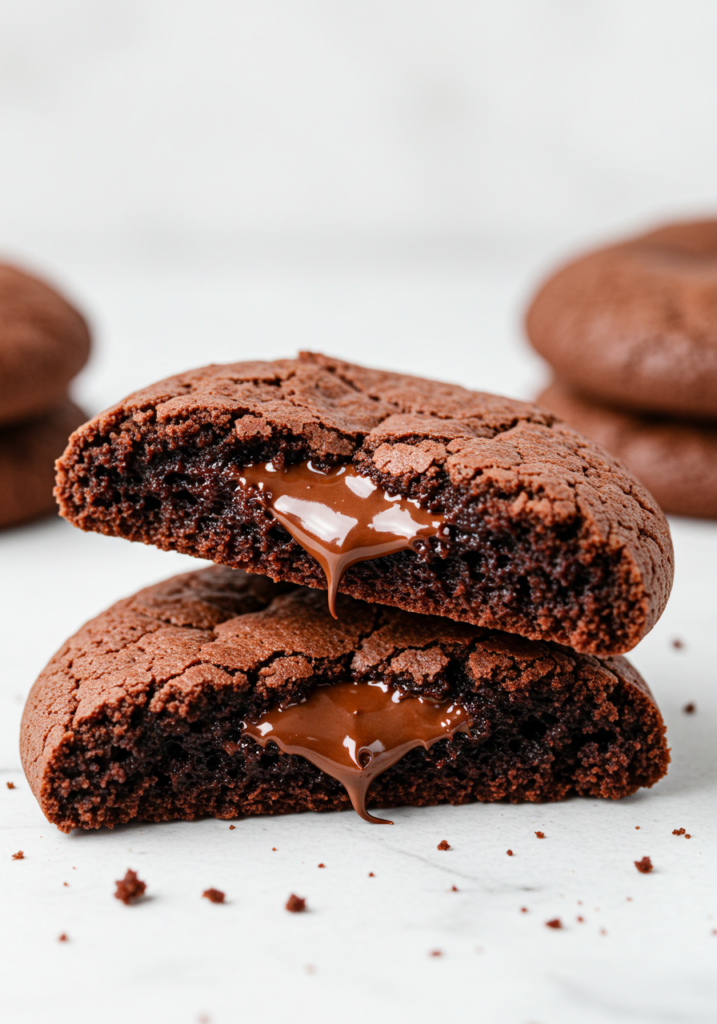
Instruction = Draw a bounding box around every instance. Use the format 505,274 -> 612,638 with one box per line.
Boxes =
1,3 -> 717,1023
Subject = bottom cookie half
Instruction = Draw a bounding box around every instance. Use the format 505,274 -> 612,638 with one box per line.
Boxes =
538,380 -> 717,519
0,400 -> 87,530
20,567 -> 669,832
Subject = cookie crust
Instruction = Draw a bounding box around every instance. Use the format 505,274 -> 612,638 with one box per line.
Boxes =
55,353 -> 673,655
0,263 -> 91,427
526,220 -> 717,419
20,566 -> 670,833
538,381 -> 717,520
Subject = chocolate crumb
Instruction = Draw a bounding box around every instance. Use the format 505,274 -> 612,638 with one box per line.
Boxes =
672,638 -> 684,649
286,894 -> 306,913
429,950 -> 443,957
535,831 -> 545,839
368,872 -> 375,877
673,828 -> 686,836
203,888 -> 225,904
546,918 -> 562,929
114,869 -> 147,904
634,856 -> 653,874
318,863 -> 326,869
12,851 -> 24,860
506,849 -> 514,856
437,840 -> 451,851
229,825 -> 235,830
683,702 -> 696,714
6,781 -> 15,790
58,933 -> 68,942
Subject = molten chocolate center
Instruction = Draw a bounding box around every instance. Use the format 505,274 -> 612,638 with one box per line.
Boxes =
237,461 -> 443,617
242,681 -> 470,824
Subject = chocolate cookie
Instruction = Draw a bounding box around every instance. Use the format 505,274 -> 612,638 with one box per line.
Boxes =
0,263 -> 91,427
20,566 -> 669,833
526,219 -> 717,419
0,400 -> 87,530
537,381 -> 717,520
54,353 -> 674,656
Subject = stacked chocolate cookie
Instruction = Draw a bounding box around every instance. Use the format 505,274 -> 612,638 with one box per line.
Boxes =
0,263 -> 91,530
527,219 -> 717,519
22,354 -> 673,831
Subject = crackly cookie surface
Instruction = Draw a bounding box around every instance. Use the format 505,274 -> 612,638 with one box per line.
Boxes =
526,219 -> 717,420
21,566 -> 669,833
0,263 -> 91,427
539,380 -> 717,520
55,352 -> 673,655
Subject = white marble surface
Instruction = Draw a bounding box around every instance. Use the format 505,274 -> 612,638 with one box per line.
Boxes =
1,255 -> 716,1024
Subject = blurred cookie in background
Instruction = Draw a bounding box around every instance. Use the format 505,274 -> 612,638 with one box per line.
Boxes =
0,262 -> 91,428
526,219 -> 717,420
537,380 -> 717,520
0,400 -> 88,530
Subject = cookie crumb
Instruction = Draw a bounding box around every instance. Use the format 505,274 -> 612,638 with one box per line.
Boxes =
535,831 -> 545,839
203,888 -> 225,904
6,781 -> 15,790
577,916 -> 584,922
520,907 -> 528,913
429,950 -> 443,957
506,849 -> 513,856
12,850 -> 24,860
286,894 -> 306,913
229,825 -> 235,830
634,856 -> 653,874
272,847 -> 277,851
683,702 -> 696,714
368,872 -> 375,877
546,918 -> 562,929
635,826 -> 640,830
672,638 -> 684,649
114,869 -> 147,904
673,828 -> 686,836
317,863 -> 325,869
450,885 -> 458,892
437,840 -> 451,851
63,882 -> 69,887
58,933 -> 68,942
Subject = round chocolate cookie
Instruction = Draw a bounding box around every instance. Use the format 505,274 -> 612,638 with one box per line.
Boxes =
0,400 -> 87,530
538,380 -> 717,520
526,219 -> 717,419
55,353 -> 674,657
21,565 -> 669,833
0,263 -> 91,427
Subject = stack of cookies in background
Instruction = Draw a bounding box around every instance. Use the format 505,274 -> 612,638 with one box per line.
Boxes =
0,263 -> 91,530
527,219 -> 717,520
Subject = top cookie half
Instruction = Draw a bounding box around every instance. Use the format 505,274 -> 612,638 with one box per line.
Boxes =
526,219 -> 717,420
55,353 -> 673,655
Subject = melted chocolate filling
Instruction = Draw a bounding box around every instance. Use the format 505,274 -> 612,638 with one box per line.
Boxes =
237,461 -> 443,616
242,681 -> 470,824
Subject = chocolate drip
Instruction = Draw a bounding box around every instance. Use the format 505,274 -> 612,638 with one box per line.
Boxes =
237,461 -> 443,617
242,681 -> 470,824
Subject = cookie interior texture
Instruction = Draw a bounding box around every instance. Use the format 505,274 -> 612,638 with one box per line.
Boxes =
55,353 -> 673,656
21,566 -> 670,833
0,263 -> 91,427
0,400 -> 87,530
526,219 -> 717,420
538,381 -> 717,520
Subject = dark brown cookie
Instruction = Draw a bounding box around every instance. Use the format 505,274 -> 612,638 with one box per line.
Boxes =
538,381 -> 717,520
20,566 -> 669,833
0,263 -> 91,427
54,353 -> 673,656
0,400 -> 87,530
526,219 -> 717,419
